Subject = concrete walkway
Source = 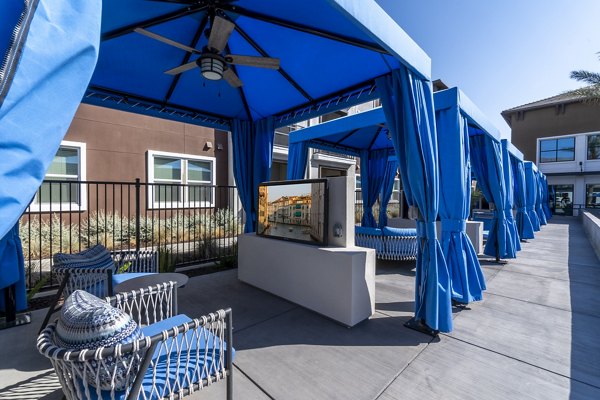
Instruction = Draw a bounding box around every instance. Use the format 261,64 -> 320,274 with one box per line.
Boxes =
1,217 -> 599,399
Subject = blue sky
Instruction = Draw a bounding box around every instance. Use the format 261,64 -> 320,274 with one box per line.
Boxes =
375,0 -> 600,139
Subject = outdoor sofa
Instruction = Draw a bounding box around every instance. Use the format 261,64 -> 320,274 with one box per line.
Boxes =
37,281 -> 234,400
355,226 -> 418,260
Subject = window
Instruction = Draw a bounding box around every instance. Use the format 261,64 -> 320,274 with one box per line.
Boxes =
391,179 -> 401,202
586,184 -> 600,208
147,151 -> 215,208
539,137 -> 575,163
355,175 -> 362,202
587,134 -> 600,160
550,184 -> 574,216
31,141 -> 86,211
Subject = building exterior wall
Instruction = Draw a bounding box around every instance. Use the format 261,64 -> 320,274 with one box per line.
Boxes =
64,104 -> 229,185
506,102 -> 600,162
505,100 -> 600,214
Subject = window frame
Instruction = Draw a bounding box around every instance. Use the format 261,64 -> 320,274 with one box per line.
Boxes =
147,150 -> 216,209
586,133 -> 600,161
29,140 -> 87,212
538,136 -> 576,163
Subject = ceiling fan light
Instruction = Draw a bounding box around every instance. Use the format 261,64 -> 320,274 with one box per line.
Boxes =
200,57 -> 224,81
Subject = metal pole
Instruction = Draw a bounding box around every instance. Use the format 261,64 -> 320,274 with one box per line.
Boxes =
135,178 -> 141,253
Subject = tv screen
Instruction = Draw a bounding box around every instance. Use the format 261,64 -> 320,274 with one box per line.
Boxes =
257,179 -> 328,245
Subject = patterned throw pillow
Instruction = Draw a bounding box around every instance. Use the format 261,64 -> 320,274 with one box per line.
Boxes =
55,290 -> 144,391
53,244 -> 115,270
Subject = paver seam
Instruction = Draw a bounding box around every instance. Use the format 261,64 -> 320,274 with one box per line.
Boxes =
483,291 -> 600,321
491,265 -> 600,286
372,336 -> 437,400
233,305 -> 300,335
441,333 -> 600,391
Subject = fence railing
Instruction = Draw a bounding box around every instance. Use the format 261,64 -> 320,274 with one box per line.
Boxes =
20,180 -> 243,291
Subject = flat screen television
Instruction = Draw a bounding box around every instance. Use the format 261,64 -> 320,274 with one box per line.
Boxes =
257,179 -> 328,246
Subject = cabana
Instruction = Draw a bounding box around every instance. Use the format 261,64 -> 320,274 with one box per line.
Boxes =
0,2 -> 449,331
434,89 -> 518,261
508,143 -> 535,241
541,173 -> 552,220
501,139 -> 524,251
535,170 -> 548,226
524,162 -> 541,231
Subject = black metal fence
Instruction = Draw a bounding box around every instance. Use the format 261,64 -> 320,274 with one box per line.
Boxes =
19,180 -> 243,291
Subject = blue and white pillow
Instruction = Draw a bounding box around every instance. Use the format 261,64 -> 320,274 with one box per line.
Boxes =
55,290 -> 144,391
53,244 -> 115,271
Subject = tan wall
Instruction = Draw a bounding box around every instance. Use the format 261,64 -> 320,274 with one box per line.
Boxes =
507,102 -> 600,162
64,104 -> 229,185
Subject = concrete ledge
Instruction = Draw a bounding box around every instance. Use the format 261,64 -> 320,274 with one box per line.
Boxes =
582,211 -> 600,260
238,233 -> 375,327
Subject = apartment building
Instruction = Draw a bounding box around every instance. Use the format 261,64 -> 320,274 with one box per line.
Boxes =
502,94 -> 600,216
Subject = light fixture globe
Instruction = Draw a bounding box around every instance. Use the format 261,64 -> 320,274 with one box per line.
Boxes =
199,54 -> 225,81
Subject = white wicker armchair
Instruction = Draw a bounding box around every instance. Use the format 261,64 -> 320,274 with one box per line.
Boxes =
40,247 -> 159,332
37,282 -> 234,400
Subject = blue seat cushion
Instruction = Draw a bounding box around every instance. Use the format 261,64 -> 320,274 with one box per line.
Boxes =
77,314 -> 235,399
112,272 -> 156,288
355,226 -> 382,236
139,314 -> 235,399
383,227 -> 417,237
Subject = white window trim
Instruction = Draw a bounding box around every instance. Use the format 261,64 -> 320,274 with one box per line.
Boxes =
147,150 -> 216,209
29,140 -> 87,213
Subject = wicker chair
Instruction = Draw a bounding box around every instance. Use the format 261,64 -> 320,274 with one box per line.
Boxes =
37,282 -> 234,400
40,247 -> 159,332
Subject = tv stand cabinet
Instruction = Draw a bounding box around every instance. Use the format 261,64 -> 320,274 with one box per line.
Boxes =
238,233 -> 375,327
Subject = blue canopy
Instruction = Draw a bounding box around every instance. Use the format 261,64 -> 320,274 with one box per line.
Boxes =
524,162 -> 541,231
82,0 -> 432,234
1,0 -> 435,240
85,0 -> 431,129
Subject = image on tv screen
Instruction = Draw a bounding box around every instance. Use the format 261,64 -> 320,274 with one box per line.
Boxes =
257,180 -> 327,245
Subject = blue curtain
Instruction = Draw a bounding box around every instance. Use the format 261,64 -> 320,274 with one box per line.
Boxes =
378,157 -> 399,228
542,174 -> 552,219
232,118 -> 275,233
0,0 -> 101,241
360,149 -> 388,227
501,144 -> 521,252
524,162 -> 541,231
535,171 -> 547,225
287,141 -> 309,180
469,132 -> 517,259
0,222 -> 26,312
377,68 -> 452,333
436,108 -> 485,304
511,157 -> 535,239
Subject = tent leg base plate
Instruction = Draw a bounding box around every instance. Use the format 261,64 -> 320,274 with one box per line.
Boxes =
0,313 -> 31,330
404,317 -> 438,337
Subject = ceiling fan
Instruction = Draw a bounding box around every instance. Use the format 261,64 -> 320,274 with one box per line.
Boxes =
135,15 -> 280,88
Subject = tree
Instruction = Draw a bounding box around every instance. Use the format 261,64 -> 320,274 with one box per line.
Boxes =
568,53 -> 600,102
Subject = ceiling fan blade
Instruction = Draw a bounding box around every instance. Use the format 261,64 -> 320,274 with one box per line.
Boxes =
225,55 -> 280,70
223,69 -> 243,88
165,60 -> 198,75
207,16 -> 235,53
134,28 -> 200,54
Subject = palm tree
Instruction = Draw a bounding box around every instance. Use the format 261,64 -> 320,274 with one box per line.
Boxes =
568,53 -> 600,102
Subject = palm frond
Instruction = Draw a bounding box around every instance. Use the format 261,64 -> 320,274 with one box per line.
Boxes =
570,70 -> 600,85
564,85 -> 600,103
